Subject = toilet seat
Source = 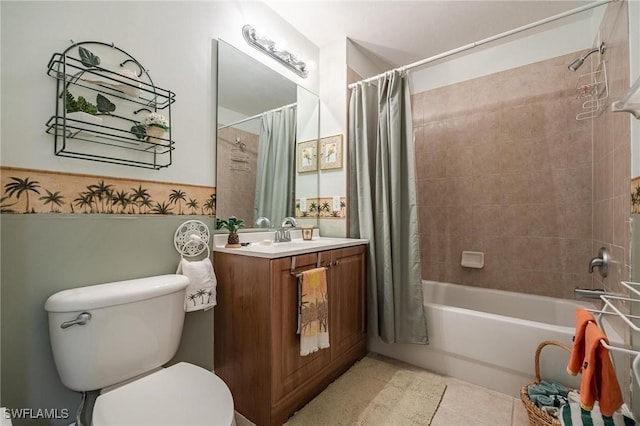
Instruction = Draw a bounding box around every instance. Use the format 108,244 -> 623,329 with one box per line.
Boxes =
93,362 -> 234,426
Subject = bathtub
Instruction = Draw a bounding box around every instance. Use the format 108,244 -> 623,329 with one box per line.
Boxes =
369,280 -> 624,397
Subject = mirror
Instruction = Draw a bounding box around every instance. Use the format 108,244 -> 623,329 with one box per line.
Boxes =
216,40 -> 319,232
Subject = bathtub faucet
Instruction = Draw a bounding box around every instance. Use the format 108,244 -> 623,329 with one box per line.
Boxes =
574,288 -> 607,299
588,247 -> 609,278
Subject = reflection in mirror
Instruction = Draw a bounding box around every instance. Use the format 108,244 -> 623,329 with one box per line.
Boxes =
216,40 -> 319,232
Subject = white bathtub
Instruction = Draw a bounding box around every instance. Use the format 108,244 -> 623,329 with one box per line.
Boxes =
369,280 -> 624,397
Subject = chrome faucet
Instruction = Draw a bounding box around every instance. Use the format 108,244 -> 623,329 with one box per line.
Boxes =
588,247 -> 609,278
255,216 -> 271,229
275,217 -> 298,243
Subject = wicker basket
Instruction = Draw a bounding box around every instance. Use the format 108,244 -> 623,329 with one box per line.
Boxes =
520,340 -> 573,426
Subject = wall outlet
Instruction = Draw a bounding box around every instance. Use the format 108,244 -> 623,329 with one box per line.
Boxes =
332,196 -> 341,212
299,198 -> 307,212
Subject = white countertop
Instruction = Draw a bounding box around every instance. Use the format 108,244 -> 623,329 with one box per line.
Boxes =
213,230 -> 368,259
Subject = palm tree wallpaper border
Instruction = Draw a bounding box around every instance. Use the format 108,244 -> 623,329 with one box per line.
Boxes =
1,167 -> 215,216
295,197 -> 346,219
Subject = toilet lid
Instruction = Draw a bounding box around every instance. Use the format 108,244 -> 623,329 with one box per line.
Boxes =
93,362 -> 234,426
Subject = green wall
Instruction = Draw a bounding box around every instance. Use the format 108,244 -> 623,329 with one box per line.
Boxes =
1,214 -> 215,426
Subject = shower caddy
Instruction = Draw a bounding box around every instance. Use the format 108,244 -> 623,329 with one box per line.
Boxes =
575,60 -> 609,121
45,41 -> 176,169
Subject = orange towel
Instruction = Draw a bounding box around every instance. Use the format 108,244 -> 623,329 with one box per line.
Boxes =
567,308 -> 596,376
297,267 -> 329,356
567,308 -> 623,417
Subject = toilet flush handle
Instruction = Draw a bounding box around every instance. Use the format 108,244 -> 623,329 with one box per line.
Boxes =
60,312 -> 92,329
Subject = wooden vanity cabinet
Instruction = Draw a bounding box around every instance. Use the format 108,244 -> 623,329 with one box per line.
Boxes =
213,244 -> 367,426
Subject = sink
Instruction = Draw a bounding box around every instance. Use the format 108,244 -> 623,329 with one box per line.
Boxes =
214,237 -> 368,258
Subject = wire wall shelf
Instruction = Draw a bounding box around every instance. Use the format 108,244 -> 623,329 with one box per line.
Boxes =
45,41 -> 176,170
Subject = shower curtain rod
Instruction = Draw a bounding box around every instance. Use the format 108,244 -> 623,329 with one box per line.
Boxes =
217,103 -> 297,130
348,0 -> 616,89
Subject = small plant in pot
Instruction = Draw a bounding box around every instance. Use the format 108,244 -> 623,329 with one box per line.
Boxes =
141,112 -> 169,144
216,216 -> 244,248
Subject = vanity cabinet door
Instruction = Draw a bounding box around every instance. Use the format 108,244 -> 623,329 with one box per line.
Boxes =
270,252 -> 332,406
324,245 -> 367,360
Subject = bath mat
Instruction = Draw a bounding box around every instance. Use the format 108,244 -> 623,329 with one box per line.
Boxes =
285,354 -> 447,426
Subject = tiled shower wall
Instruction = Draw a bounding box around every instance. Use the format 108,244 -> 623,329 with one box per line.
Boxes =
591,0 -> 631,299
413,51 -> 611,298
216,127 -> 259,223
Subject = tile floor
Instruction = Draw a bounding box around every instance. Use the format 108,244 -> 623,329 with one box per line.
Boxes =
431,375 -> 530,426
234,372 -> 532,426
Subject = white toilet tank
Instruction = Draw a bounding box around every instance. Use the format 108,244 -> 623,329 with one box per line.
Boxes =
45,274 -> 190,392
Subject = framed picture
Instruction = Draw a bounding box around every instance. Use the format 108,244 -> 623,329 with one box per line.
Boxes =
319,135 -> 343,170
297,139 -> 318,173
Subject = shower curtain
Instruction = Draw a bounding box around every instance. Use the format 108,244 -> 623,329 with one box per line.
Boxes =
348,72 -> 427,345
254,106 -> 297,227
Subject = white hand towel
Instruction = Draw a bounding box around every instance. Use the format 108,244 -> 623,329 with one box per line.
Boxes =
177,257 -> 217,312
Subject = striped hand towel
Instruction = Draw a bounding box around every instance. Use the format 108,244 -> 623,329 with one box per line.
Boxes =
560,403 -> 635,426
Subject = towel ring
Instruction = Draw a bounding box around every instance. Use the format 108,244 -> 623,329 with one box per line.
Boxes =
174,220 -> 211,259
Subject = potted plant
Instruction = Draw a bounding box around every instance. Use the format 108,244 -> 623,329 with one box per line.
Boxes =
216,216 -> 244,248
142,111 -> 170,144
65,91 -> 102,134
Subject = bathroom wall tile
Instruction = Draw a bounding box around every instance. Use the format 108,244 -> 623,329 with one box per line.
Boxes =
470,174 -> 505,205
500,104 -> 533,140
612,113 -> 631,153
612,144 -> 630,198
500,69 -> 533,107
527,135 -> 566,171
411,41 -> 628,298
593,199 -> 614,243
565,129 -> 592,169
470,73 -> 503,112
502,172 -> 533,205
523,204 -> 563,237
446,205 -> 474,236
472,138 -> 504,175
563,272 -> 595,292
560,202 -> 592,240
517,270 -> 567,298
499,138 -> 531,173
561,238 -> 594,274
471,109 -> 501,143
444,177 -> 475,207
519,237 -> 564,272
445,137 -> 474,178
526,170 -> 560,205
421,232 -> 448,264
411,93 -> 425,126
593,152 -> 614,202
613,195 -> 630,248
531,98 -> 567,138
445,78 -> 475,117
422,85 -> 451,123
472,204 -> 508,238
563,164 -> 593,205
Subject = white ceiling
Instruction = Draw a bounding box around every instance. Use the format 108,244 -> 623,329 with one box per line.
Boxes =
265,0 -> 595,68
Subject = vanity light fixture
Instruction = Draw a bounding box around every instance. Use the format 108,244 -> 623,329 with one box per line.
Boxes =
242,25 -> 308,78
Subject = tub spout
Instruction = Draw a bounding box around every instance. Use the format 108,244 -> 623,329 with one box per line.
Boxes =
588,247 -> 609,278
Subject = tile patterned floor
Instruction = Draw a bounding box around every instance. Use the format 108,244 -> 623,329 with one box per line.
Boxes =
431,376 -> 530,426
234,373 -> 532,426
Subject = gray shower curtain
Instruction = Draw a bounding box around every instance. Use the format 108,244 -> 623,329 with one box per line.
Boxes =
348,72 -> 427,345
254,106 -> 296,226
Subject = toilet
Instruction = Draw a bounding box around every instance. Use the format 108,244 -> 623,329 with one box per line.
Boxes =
44,274 -> 234,426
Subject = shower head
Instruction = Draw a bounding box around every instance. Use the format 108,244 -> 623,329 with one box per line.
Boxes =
568,42 -> 606,72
